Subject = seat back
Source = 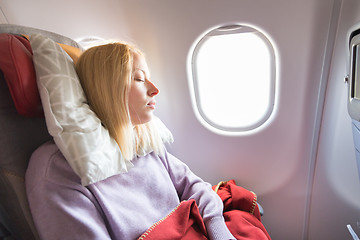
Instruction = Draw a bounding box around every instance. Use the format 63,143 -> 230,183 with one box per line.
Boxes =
0,24 -> 81,240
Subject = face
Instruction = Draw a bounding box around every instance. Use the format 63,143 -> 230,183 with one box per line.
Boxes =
128,52 -> 159,125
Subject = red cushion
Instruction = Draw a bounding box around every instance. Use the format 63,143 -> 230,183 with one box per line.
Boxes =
0,33 -> 43,117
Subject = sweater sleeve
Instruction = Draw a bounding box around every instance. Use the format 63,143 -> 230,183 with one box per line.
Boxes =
26,142 -> 112,240
162,151 -> 235,240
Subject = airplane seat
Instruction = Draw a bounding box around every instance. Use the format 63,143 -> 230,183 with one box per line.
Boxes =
0,24 -> 82,240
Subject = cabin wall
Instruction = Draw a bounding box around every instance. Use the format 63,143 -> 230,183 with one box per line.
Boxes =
117,3 -> 335,239
1,0 -> 359,239
308,0 -> 360,239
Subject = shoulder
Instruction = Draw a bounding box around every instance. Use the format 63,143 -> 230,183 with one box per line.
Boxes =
161,150 -> 188,166
26,140 -> 82,192
156,150 -> 193,177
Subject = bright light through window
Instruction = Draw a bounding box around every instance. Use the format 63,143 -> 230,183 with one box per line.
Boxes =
190,25 -> 276,133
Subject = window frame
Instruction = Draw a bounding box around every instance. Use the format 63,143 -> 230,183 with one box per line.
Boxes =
188,24 -> 277,135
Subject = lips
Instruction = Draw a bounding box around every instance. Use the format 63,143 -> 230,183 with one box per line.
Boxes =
147,101 -> 156,109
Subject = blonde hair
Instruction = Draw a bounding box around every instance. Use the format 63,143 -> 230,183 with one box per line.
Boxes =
76,42 -> 172,160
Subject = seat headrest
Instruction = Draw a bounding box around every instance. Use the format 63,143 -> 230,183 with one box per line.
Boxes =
0,33 -> 82,118
0,34 -> 42,117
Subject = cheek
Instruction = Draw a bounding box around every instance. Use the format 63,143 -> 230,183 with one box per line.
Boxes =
128,94 -> 137,110
128,86 -> 144,107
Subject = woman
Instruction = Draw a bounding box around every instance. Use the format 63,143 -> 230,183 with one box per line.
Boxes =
26,41 -> 235,240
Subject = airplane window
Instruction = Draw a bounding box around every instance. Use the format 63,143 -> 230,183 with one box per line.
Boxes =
190,25 -> 276,134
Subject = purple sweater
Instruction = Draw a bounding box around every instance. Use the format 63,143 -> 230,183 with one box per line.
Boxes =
26,141 -> 235,240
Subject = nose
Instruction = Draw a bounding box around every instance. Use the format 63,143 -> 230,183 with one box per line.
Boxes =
147,80 -> 159,96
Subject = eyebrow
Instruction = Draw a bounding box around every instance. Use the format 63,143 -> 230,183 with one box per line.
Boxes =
135,68 -> 150,78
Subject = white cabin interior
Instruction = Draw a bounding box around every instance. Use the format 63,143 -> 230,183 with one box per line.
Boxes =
1,0 -> 360,239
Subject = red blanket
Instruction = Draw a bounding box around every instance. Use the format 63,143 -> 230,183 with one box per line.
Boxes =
137,199 -> 208,240
214,180 -> 271,240
138,180 -> 271,240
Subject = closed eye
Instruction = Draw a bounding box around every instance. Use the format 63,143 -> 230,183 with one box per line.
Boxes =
135,78 -> 145,82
